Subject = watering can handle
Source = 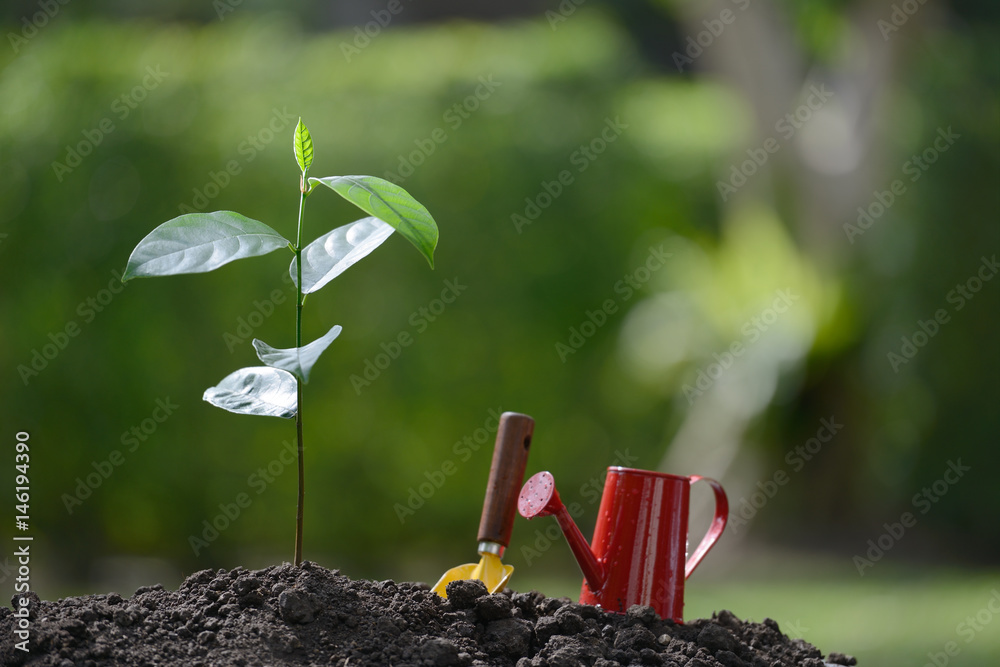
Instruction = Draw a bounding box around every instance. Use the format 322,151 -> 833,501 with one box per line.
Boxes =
684,475 -> 728,579
477,413 -> 534,548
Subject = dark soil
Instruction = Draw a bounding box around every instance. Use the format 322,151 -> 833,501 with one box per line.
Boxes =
2,562 -> 857,667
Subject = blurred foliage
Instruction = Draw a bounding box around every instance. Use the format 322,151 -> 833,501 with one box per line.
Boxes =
0,1 -> 997,601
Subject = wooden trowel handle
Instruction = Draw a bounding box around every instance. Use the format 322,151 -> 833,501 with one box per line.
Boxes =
477,412 -> 534,548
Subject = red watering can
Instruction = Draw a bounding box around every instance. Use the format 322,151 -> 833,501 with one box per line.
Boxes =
518,467 -> 728,622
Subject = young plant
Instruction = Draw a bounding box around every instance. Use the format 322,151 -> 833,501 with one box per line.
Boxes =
122,119 -> 438,565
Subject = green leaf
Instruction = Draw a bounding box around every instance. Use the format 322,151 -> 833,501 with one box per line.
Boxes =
123,211 -> 291,281
290,216 -> 394,294
252,325 -> 342,383
309,175 -> 438,268
203,366 -> 297,419
294,118 -> 313,174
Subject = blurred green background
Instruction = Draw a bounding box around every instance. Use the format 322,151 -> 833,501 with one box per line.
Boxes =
1,0 -> 998,664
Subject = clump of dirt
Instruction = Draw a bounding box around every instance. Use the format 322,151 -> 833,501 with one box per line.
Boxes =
1,562 -> 857,666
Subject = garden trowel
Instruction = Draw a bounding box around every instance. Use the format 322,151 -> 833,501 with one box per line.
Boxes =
432,412 -> 534,597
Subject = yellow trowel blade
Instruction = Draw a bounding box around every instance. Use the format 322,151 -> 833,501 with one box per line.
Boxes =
432,552 -> 514,597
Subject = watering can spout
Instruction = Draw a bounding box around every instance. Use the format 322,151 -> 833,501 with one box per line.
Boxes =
517,471 -> 606,592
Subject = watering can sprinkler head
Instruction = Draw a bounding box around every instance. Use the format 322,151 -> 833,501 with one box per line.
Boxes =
516,471 -> 562,519
517,471 -> 606,591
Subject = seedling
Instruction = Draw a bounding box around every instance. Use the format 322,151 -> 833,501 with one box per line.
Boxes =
123,119 -> 438,565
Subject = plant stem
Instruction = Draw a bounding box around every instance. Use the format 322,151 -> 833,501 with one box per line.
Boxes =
293,185 -> 307,566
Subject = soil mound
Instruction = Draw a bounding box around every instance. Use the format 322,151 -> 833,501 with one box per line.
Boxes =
1,562 -> 857,666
